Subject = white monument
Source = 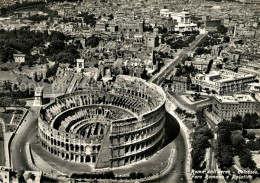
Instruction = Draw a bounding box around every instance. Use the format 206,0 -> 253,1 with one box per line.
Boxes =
76,59 -> 85,73
33,87 -> 43,106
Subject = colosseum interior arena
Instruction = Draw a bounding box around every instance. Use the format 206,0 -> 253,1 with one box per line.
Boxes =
38,75 -> 166,168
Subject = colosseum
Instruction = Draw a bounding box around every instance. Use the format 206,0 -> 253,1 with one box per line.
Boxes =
38,75 -> 166,168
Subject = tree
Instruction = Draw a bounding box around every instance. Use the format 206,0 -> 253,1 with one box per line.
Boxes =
247,139 -> 260,151
82,13 -> 96,27
216,63 -> 223,69
216,25 -> 228,35
243,113 -> 260,129
85,36 -> 99,48
28,14 -> 48,23
141,69 -> 148,79
103,171 -> 114,179
50,31 -> 66,41
223,36 -> 230,43
108,14 -> 114,19
218,128 -> 231,145
3,81 -> 12,92
136,172 -> 145,179
158,27 -> 168,34
191,147 -> 206,169
0,97 -> 13,112
28,173 -> 36,181
216,145 -> 234,169
205,59 -> 213,74
144,26 -> 153,32
46,63 -> 59,78
231,115 -> 242,124
175,68 -> 182,77
196,109 -> 204,122
228,122 -> 243,131
239,148 -> 256,169
46,40 -> 65,55
246,132 -> 256,140
231,132 -> 246,155
196,47 -> 209,55
129,172 -> 137,179
191,124 -> 212,170
34,72 -> 38,82
233,67 -> 238,73
196,125 -> 213,139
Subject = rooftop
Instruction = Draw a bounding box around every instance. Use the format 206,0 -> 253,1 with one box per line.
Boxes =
215,94 -> 256,103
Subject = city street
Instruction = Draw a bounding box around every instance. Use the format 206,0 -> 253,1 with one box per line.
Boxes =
145,132 -> 187,183
167,91 -> 218,182
168,91 -> 212,112
11,108 -> 39,171
149,34 -> 207,84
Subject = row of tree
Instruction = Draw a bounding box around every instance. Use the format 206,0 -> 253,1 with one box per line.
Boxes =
197,35 -> 222,47
175,107 -> 195,119
232,113 -> 260,129
0,1 -> 46,15
191,124 -> 213,171
70,171 -> 145,180
195,47 -> 212,55
28,14 -> 49,23
71,171 -> 115,179
175,64 -> 198,77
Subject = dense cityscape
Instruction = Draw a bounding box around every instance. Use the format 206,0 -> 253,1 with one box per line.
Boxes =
0,0 -> 260,182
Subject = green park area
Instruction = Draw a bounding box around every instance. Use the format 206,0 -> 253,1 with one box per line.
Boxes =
0,111 -> 13,124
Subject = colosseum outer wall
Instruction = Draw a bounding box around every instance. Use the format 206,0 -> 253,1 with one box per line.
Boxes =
38,75 -> 167,168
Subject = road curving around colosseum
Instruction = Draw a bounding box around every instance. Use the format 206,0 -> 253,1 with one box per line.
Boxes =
142,112 -> 188,183
9,76 -> 190,183
11,107 -> 39,171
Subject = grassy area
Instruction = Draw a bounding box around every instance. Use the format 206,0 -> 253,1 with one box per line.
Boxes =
6,125 -> 16,132
0,109 -> 23,124
0,112 -> 13,124
0,124 -> 5,166
12,114 -> 24,124
183,119 -> 195,130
